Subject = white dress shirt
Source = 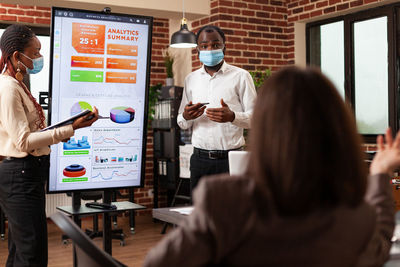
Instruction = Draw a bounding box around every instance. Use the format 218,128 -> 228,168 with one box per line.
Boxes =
177,62 -> 256,150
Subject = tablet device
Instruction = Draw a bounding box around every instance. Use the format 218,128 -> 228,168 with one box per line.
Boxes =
41,109 -> 91,131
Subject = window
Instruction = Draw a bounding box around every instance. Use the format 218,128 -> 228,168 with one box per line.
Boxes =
0,25 -> 50,117
307,4 -> 399,142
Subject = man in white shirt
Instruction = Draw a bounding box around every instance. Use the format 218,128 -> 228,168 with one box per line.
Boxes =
177,25 -> 257,192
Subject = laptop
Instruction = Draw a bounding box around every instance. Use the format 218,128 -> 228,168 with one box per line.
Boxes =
228,151 -> 249,176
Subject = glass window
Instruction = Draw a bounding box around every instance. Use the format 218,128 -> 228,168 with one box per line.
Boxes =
353,17 -> 388,134
307,4 -> 397,139
309,21 -> 345,98
0,27 -> 50,119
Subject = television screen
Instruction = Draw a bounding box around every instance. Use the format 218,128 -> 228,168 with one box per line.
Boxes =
47,7 -> 152,193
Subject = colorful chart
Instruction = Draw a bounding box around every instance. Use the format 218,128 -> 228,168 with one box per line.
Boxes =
72,23 -> 105,54
63,164 -> 86,177
63,136 -> 91,150
110,107 -> 135,123
105,72 -> 136,84
70,101 -> 93,116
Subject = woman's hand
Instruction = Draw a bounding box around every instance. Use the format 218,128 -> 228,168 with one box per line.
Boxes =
72,106 -> 99,130
370,128 -> 400,175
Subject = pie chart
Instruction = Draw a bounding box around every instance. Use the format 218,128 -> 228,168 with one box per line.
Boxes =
71,101 -> 92,116
110,106 -> 135,123
63,164 -> 86,177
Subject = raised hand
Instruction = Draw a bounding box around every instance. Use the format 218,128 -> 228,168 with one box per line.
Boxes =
183,101 -> 207,120
370,128 -> 400,175
205,99 -> 235,123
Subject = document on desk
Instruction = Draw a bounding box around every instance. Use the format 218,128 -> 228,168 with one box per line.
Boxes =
170,206 -> 194,215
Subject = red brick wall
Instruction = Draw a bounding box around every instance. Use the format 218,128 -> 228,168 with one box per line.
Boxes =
150,18 -> 170,85
191,0 -> 289,72
0,3 -> 170,215
191,0 -> 388,74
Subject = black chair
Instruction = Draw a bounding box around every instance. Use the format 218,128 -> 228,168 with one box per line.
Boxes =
51,212 -> 127,267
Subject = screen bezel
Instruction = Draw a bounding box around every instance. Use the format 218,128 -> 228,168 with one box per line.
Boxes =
47,6 -> 153,194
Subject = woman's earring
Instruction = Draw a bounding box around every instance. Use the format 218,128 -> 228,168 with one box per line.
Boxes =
15,62 -> 23,82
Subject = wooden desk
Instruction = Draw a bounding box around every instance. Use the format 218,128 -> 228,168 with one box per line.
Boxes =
152,207 -> 192,226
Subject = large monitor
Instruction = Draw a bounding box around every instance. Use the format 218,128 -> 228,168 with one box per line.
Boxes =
47,7 -> 152,193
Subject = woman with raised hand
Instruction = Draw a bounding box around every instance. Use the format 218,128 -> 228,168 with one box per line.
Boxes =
0,24 -> 98,267
144,66 -> 398,267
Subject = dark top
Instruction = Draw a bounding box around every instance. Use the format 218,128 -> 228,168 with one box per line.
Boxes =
144,173 -> 394,267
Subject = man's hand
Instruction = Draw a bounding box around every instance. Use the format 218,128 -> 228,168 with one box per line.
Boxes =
183,101 -> 206,120
206,99 -> 235,123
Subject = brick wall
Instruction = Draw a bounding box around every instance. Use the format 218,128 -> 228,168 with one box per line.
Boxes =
190,0 -> 389,74
191,0 -> 289,72
0,3 -> 170,215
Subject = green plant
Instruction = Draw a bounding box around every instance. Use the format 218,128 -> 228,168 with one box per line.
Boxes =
148,83 -> 162,124
163,50 -> 174,78
249,69 -> 271,90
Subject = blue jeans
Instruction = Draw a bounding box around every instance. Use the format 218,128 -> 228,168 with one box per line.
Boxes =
0,155 -> 49,267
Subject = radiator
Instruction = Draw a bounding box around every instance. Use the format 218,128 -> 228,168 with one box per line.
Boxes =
45,193 -> 70,217
45,193 -> 91,217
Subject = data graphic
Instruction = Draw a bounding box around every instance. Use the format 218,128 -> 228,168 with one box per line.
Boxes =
63,164 -> 86,177
91,166 -> 139,181
48,7 -> 151,192
110,106 -> 135,123
70,101 -> 92,116
92,128 -> 141,147
63,136 -> 91,150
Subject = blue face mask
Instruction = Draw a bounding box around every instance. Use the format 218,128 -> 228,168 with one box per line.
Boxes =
199,49 -> 224,67
19,53 -> 44,74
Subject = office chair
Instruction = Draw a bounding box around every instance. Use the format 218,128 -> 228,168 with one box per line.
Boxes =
51,212 -> 127,267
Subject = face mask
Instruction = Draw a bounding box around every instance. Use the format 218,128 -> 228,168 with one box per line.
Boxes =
19,53 -> 44,74
199,49 -> 224,67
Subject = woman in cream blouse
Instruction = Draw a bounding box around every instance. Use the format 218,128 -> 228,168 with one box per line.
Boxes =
0,24 -> 98,267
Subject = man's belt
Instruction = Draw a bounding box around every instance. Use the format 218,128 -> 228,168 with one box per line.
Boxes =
193,147 -> 243,160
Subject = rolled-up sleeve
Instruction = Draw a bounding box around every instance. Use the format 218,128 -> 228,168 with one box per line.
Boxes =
231,71 -> 256,129
177,78 -> 194,130
0,85 -> 74,153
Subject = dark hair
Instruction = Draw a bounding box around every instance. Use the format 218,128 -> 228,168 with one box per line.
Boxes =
0,24 -> 45,129
196,25 -> 225,44
247,66 -> 367,217
0,24 -> 35,75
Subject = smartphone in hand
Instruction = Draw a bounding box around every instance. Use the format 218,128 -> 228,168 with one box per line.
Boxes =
188,102 -> 209,107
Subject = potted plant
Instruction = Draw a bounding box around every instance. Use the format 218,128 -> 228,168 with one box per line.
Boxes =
163,49 -> 174,86
148,83 -> 162,128
249,68 -> 271,90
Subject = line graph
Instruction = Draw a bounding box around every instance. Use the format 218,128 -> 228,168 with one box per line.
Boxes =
91,169 -> 138,181
93,136 -> 139,145
93,128 -> 141,147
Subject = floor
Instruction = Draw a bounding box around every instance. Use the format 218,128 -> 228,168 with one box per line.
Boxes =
0,214 -> 168,267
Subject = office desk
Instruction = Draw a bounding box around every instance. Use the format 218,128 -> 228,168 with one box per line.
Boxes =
152,207 -> 192,226
57,201 -> 145,256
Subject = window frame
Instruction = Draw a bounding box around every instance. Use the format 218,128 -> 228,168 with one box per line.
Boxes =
306,3 -> 399,143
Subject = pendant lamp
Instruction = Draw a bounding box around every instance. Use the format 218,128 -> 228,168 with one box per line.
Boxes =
170,0 -> 197,48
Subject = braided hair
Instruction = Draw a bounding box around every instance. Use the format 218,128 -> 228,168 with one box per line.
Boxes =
0,24 -> 46,129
